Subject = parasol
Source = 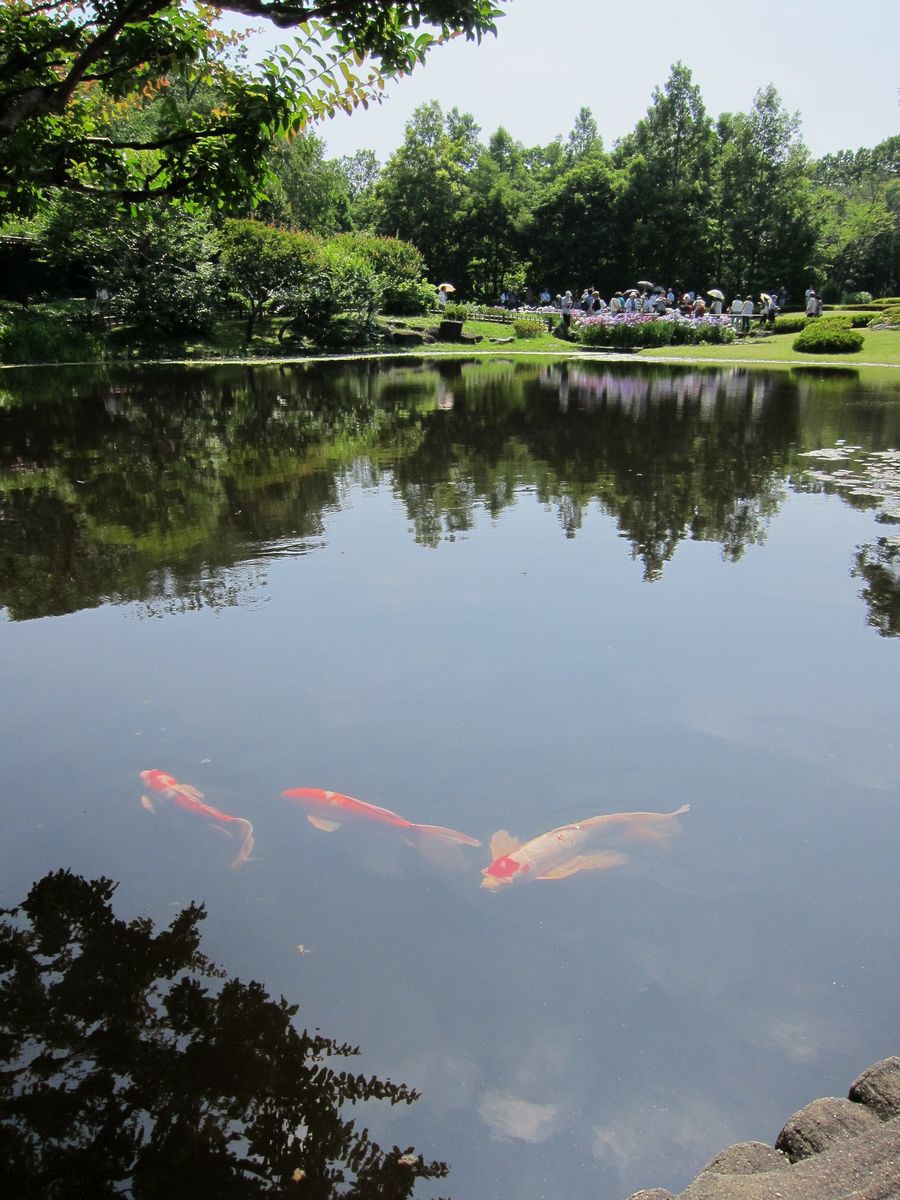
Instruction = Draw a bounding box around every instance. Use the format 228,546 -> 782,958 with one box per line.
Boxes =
760,292 -> 773,303
707,288 -> 725,301
636,280 -> 654,290
438,283 -> 456,293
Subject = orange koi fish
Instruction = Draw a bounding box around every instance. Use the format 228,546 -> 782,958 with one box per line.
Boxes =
282,787 -> 481,848
481,804 -> 689,889
140,769 -> 255,868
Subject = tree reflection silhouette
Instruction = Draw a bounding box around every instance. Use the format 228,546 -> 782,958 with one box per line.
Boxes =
2,360 -> 897,616
0,871 -> 447,1198
852,539 -> 900,637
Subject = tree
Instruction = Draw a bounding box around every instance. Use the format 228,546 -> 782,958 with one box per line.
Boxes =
257,131 -> 352,233
0,1 -> 506,215
455,127 -> 533,298
338,148 -> 381,228
709,85 -> 818,296
612,63 -> 715,289
216,218 -> 324,340
566,106 -> 600,161
527,150 -> 619,295
812,136 -> 900,298
375,99 -> 480,283
0,869 -> 447,1197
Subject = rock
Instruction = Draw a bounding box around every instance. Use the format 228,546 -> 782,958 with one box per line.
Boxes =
389,329 -> 434,346
622,1059 -> 900,1200
775,1096 -> 882,1162
849,1056 -> 900,1120
698,1141 -> 790,1176
437,318 -> 465,341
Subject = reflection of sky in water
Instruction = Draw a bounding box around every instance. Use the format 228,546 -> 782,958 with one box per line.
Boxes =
1,362 -> 898,1199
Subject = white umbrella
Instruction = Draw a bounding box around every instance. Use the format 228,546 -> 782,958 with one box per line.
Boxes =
438,283 -> 456,293
707,288 -> 725,301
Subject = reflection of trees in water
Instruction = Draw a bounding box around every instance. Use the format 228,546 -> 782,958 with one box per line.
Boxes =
0,870 -> 446,1198
792,443 -> 900,638
851,540 -> 900,637
4,359 -> 890,618
393,362 -> 795,580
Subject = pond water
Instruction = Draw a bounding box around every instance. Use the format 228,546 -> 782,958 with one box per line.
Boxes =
1,357 -> 898,1198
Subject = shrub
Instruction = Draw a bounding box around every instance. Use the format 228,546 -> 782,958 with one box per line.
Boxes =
774,313 -> 808,334
842,290 -> 873,305
513,317 -> 546,339
443,302 -> 469,321
280,248 -> 384,349
329,233 -> 428,314
793,322 -> 864,354
869,305 -> 900,328
0,309 -> 104,363
816,313 -> 853,329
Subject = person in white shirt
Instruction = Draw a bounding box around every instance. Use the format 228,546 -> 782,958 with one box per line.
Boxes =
741,294 -> 754,334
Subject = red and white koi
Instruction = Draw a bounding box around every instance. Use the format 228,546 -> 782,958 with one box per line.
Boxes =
481,804 -> 689,889
140,769 -> 255,868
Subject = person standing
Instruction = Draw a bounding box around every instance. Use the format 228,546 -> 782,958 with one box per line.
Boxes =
741,294 -> 754,334
560,290 -> 574,331
805,290 -> 818,318
730,294 -> 744,330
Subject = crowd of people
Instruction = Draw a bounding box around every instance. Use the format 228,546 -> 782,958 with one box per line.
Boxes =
524,283 -> 790,333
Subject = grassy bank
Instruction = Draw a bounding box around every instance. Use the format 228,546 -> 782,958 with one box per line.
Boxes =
2,305 -> 899,369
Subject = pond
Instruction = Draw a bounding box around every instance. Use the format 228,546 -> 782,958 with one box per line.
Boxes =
1,357 -> 898,1198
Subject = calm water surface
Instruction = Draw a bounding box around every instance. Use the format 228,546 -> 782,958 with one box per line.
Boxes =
1,358 -> 898,1198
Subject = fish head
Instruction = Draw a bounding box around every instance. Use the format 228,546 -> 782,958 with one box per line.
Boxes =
481,854 -> 530,889
140,769 -> 175,791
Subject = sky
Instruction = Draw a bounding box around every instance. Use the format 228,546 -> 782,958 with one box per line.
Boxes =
253,0 -> 898,163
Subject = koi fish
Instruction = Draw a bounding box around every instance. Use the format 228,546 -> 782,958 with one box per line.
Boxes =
140,769 -> 255,868
481,804 -> 689,889
282,787 -> 481,848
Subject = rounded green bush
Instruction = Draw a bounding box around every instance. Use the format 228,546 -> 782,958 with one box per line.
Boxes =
792,322 -> 864,354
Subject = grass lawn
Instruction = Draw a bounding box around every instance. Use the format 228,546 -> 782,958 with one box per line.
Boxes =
637,328 -> 900,367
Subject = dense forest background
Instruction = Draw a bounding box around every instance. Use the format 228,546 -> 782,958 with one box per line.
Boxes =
2,63 -> 897,308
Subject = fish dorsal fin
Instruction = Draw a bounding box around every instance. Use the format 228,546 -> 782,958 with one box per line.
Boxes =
538,851 -> 629,880
308,814 -> 342,833
489,830 -> 520,859
179,784 -> 205,801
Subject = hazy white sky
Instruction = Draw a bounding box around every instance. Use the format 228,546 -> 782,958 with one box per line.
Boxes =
267,0 -> 898,162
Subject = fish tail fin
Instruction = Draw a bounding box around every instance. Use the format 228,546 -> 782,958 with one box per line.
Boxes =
672,804 -> 690,817
410,823 -> 481,847
229,821 -> 255,869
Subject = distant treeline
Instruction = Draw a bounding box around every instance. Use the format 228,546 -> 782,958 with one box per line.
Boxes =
1,62 -> 897,310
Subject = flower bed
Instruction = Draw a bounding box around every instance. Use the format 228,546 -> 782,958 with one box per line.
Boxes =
575,311 -> 736,349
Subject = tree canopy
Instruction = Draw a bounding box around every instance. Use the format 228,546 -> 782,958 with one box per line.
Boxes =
0,0 -> 505,214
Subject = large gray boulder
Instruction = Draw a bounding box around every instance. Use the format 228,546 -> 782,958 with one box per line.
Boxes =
624,1057 -> 900,1200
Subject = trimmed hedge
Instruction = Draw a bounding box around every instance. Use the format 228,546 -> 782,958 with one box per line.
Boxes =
774,313 -> 808,334
793,321 -> 864,354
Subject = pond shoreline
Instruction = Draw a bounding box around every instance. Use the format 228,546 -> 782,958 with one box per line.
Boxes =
2,348 -> 899,372
625,1057 -> 900,1200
